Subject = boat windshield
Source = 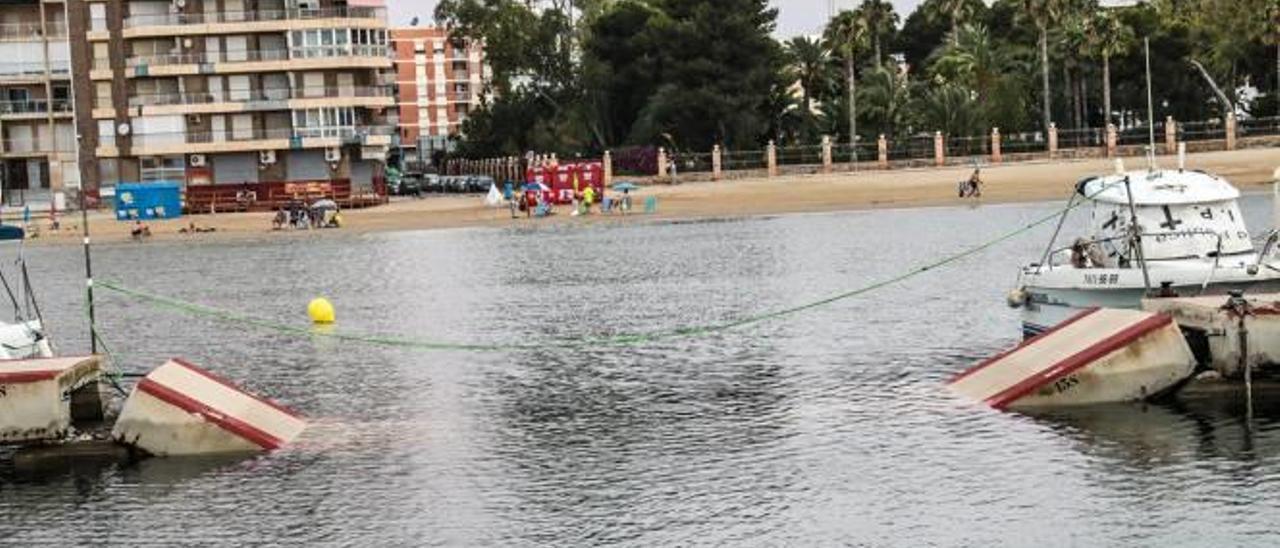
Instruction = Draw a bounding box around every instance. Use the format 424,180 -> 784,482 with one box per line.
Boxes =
1089,199 -> 1252,262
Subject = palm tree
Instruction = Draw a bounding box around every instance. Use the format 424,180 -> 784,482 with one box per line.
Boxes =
824,10 -> 869,152
1086,11 -> 1135,128
926,0 -> 981,44
915,83 -> 982,137
785,36 -> 830,114
858,0 -> 898,69
931,24 -> 1010,105
859,66 -> 911,138
1020,0 -> 1066,132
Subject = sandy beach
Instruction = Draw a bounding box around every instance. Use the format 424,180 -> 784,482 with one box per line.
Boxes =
25,147 -> 1280,245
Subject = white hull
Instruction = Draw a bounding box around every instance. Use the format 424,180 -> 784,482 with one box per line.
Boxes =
0,319 -> 53,360
1021,266 -> 1280,337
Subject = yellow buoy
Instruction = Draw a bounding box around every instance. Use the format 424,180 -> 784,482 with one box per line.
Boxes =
308,297 -> 335,324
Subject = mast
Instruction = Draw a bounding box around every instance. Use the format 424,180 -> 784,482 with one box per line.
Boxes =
1144,37 -> 1156,170
1123,175 -> 1153,295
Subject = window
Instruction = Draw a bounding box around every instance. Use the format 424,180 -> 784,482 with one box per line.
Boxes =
90,4 -> 106,32
292,106 -> 356,138
140,156 -> 185,183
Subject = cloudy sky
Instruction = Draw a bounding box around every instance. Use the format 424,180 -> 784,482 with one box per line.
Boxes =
387,0 -> 928,38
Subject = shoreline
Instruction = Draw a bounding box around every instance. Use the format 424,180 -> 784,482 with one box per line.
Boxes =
22,147 -> 1280,246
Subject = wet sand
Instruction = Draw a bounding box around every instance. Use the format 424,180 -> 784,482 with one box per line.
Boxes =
25,147 -> 1280,245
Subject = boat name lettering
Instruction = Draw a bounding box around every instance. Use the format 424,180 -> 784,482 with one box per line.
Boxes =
1052,376 -> 1080,394
1083,274 -> 1121,285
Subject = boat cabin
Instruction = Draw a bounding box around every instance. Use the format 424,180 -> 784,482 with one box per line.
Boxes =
1070,170 -> 1253,268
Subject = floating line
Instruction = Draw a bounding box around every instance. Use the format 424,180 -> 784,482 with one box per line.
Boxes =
94,199 -> 1092,352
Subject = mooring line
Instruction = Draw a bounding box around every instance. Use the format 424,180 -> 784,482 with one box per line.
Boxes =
90,198 -> 1089,353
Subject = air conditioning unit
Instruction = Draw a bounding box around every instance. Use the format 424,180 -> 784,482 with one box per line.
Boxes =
186,114 -> 202,125
324,147 -> 341,163
259,150 -> 276,165
173,0 -> 186,10
189,154 -> 206,167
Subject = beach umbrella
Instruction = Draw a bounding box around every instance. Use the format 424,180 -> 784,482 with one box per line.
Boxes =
612,182 -> 639,192
310,199 -> 338,211
523,182 -> 550,192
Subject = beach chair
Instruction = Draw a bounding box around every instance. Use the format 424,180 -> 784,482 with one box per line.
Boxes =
644,196 -> 658,214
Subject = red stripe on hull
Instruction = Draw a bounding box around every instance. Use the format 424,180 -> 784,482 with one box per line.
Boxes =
985,314 -> 1175,409
169,358 -> 302,419
948,308 -> 1100,385
0,370 -> 59,384
136,377 -> 284,451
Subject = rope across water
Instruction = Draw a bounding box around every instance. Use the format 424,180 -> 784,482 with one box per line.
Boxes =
92,199 -> 1088,353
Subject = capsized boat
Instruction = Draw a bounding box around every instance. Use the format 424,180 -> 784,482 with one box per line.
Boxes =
1010,168 -> 1280,338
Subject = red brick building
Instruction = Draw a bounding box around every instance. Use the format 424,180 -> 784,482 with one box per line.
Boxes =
390,26 -> 488,163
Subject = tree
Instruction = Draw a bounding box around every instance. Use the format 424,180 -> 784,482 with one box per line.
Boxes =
1086,10 -> 1135,127
925,0 -> 984,43
858,0 -> 898,69
825,10 -> 869,150
641,0 -> 782,149
785,36 -> 830,113
1020,0 -> 1067,131
859,66 -> 911,138
914,83 -> 983,137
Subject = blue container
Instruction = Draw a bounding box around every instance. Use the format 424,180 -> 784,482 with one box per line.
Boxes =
115,181 -> 183,221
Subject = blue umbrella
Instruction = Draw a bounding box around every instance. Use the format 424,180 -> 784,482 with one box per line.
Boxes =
612,182 -> 638,192
523,182 -> 550,191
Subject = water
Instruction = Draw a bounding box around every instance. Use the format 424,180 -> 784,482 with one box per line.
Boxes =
2,196 -> 1280,545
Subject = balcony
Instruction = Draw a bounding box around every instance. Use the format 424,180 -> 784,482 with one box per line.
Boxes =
127,49 -> 290,67
102,124 -> 394,156
0,60 -> 70,80
126,6 -> 382,27
125,86 -> 393,113
0,98 -> 73,118
0,21 -> 67,42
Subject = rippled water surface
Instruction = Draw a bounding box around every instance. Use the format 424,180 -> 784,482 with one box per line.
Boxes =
3,196 -> 1280,545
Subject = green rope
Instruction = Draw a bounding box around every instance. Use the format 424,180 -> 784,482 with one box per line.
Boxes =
92,199 -> 1084,352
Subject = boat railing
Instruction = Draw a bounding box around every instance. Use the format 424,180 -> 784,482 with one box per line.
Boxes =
1040,229 -> 1225,271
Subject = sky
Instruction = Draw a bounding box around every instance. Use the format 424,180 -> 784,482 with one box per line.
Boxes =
386,0 -> 928,39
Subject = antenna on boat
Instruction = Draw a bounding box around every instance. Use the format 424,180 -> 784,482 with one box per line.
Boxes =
1144,37 -> 1157,171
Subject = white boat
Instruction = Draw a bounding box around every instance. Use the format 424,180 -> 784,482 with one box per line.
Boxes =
1011,168 -> 1280,338
0,225 -> 53,359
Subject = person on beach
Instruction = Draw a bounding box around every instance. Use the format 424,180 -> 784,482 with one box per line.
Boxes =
583,186 -> 595,214
130,220 -> 151,240
960,168 -> 983,198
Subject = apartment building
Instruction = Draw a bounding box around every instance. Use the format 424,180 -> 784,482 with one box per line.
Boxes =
66,0 -> 395,196
390,26 -> 488,163
0,0 -> 75,208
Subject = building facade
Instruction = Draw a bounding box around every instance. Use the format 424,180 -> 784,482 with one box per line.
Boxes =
0,0 -> 75,208
66,0 -> 394,198
389,26 -> 487,164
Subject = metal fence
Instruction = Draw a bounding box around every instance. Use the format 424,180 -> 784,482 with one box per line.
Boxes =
456,115 -> 1280,181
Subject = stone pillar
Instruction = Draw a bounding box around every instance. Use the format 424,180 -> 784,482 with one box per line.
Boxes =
933,131 -> 945,167
821,135 -> 833,173
1164,116 -> 1177,154
877,134 -> 888,169
766,140 -> 778,177
1048,122 -> 1058,159
712,144 -> 722,181
602,150 -> 613,187
656,147 -> 668,180
1105,124 -> 1117,158
1225,113 -> 1237,150
991,127 -> 1002,164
